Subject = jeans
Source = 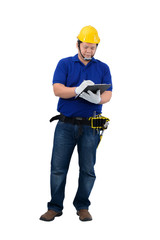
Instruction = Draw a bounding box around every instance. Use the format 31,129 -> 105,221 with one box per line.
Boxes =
47,120 -> 100,212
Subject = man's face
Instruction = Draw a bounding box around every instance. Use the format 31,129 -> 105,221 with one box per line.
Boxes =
78,42 -> 97,61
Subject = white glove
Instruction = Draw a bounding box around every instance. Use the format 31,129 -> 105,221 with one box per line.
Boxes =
79,90 -> 101,104
75,80 -> 94,95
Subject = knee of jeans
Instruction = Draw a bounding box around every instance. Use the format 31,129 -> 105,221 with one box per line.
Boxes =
80,168 -> 96,178
51,166 -> 68,175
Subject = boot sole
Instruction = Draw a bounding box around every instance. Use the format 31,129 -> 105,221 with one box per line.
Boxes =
80,218 -> 92,222
40,212 -> 63,222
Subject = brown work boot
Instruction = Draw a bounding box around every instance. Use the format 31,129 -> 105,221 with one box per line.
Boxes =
40,210 -> 62,221
77,209 -> 92,221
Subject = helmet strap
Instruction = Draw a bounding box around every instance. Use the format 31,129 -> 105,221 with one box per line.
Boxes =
78,40 -> 93,61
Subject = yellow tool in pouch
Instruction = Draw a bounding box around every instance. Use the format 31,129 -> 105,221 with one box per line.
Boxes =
89,115 -> 110,130
89,114 -> 110,147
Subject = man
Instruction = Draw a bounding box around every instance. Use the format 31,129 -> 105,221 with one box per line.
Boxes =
40,25 -> 112,222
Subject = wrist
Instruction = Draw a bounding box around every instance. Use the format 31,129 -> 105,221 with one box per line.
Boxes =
75,87 -> 78,95
97,96 -> 102,104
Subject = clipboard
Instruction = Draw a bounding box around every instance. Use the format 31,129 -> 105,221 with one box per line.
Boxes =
76,84 -> 111,98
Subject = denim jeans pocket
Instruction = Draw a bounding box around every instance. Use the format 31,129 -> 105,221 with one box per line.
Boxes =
58,120 -> 65,125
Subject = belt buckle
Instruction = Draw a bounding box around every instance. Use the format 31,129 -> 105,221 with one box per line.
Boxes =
75,117 -> 83,121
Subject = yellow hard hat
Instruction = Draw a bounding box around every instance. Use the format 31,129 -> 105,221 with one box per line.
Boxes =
77,25 -> 100,44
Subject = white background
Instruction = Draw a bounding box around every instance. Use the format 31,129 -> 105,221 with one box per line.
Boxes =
0,0 -> 160,239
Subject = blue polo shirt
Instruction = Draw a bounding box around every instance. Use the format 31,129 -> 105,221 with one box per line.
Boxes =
52,54 -> 112,118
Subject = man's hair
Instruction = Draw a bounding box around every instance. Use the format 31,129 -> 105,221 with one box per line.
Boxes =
77,39 -> 98,47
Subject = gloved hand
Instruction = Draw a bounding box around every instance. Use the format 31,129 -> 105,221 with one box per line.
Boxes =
75,80 -> 94,95
79,90 -> 101,104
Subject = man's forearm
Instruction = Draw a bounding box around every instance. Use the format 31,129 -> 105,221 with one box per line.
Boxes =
53,83 -> 76,99
99,91 -> 112,104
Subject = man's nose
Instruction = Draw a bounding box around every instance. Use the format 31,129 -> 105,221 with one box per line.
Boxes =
86,48 -> 91,53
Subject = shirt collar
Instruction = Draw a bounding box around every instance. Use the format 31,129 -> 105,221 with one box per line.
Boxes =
72,54 -> 97,63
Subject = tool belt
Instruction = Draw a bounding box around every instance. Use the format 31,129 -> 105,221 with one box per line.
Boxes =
50,114 -> 110,130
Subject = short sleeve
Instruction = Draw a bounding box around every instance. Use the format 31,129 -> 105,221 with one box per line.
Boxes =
102,65 -> 113,91
52,59 -> 67,85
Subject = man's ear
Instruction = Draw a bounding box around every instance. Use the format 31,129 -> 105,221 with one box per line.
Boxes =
76,42 -> 78,49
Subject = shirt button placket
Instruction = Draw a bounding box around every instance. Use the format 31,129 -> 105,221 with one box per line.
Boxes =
82,67 -> 87,80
